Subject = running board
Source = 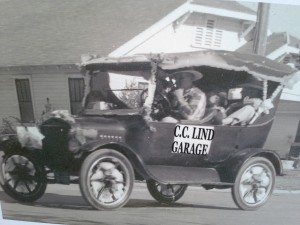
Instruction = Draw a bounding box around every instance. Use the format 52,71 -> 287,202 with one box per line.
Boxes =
146,165 -> 221,185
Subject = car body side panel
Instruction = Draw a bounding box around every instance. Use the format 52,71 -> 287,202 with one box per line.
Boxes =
145,165 -> 221,185
141,122 -> 240,167
140,121 -> 272,167
206,125 -> 241,163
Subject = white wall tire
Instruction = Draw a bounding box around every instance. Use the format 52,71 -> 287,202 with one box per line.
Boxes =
79,149 -> 134,210
231,157 -> 275,210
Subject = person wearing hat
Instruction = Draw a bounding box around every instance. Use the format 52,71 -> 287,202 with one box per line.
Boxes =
163,70 -> 206,122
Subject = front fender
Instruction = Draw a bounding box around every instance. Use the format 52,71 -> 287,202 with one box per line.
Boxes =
217,148 -> 282,183
0,135 -> 21,153
80,141 -> 151,180
0,137 -> 44,166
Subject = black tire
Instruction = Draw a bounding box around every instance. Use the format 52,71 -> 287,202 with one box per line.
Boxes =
0,151 -> 47,202
231,157 -> 275,211
146,180 -> 187,204
79,149 -> 134,210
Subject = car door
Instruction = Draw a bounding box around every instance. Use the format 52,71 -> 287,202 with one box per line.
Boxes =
139,120 -> 227,184
143,121 -> 215,167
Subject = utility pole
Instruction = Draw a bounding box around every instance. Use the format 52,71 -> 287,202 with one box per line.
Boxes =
253,3 -> 270,56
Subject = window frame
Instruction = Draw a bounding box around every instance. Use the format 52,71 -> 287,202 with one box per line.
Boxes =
14,77 -> 35,123
68,77 -> 85,115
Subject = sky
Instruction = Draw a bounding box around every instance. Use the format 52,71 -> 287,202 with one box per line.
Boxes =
268,4 -> 300,38
239,0 -> 300,38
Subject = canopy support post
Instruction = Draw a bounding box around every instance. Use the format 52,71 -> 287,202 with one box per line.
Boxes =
142,58 -> 159,121
81,70 -> 92,108
263,79 -> 268,100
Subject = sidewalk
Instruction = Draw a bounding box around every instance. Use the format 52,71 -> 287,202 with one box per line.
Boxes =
275,169 -> 300,191
276,159 -> 300,191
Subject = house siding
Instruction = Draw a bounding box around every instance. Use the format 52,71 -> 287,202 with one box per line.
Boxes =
31,73 -> 72,120
217,17 -> 247,50
265,100 -> 300,157
0,66 -> 82,125
128,13 -> 247,55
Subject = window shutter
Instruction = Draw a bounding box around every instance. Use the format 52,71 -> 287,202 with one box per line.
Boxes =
213,29 -> 223,48
192,19 -> 223,49
204,19 -> 214,47
193,27 -> 204,47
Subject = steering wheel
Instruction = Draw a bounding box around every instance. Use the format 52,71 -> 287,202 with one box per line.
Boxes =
140,89 -> 172,121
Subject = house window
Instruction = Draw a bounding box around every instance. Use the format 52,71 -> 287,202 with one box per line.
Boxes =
15,79 -> 35,123
192,19 -> 223,49
68,78 -> 84,115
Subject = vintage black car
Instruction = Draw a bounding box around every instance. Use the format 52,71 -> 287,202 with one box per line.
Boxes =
0,50 -> 299,211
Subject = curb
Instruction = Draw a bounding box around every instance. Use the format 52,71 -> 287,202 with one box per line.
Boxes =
273,190 -> 300,194
281,160 -> 297,170
134,182 -> 300,194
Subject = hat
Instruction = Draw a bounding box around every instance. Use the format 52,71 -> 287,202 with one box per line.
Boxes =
170,70 -> 203,81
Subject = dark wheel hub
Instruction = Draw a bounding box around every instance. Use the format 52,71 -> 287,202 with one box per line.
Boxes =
4,155 -> 38,193
146,180 -> 188,204
0,153 -> 47,202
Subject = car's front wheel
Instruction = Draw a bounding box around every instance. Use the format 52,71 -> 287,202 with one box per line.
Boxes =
79,149 -> 134,210
231,157 -> 275,210
0,151 -> 47,202
147,180 -> 187,204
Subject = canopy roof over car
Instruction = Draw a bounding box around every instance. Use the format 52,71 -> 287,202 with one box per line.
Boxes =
81,50 -> 300,88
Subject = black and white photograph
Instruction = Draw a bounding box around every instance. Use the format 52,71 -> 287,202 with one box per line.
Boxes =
0,0 -> 299,224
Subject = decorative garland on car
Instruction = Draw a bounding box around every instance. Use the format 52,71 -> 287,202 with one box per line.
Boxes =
142,57 -> 159,121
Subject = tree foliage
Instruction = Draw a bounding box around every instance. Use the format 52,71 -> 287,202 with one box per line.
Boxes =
118,80 -> 143,108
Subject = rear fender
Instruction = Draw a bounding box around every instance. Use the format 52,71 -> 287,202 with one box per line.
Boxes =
218,148 -> 282,183
81,141 -> 151,180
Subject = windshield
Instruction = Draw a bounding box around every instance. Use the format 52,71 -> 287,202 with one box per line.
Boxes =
84,71 -> 148,110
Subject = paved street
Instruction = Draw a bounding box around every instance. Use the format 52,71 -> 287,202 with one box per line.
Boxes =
1,179 -> 299,225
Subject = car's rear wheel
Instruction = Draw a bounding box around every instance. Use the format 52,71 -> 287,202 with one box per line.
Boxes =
0,151 -> 47,202
231,157 -> 275,210
79,149 -> 134,210
146,180 -> 187,204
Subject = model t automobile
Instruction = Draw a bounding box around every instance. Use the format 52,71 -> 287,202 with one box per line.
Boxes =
0,50 -> 298,211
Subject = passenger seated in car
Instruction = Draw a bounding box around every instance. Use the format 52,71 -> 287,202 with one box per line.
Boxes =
162,70 -> 206,123
222,97 -> 262,126
206,92 -> 227,125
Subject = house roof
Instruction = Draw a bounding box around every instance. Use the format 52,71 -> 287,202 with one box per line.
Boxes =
0,0 -> 184,66
191,0 -> 256,15
0,0 -> 255,67
237,32 -> 300,56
